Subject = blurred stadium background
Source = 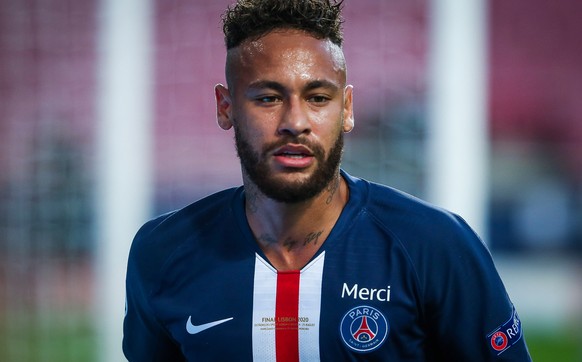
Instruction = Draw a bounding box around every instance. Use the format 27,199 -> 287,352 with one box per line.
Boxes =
0,0 -> 581,361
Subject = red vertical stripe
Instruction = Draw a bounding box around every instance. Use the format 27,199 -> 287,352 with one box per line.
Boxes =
275,270 -> 300,362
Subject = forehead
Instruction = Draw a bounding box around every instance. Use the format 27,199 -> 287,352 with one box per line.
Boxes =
226,29 -> 346,87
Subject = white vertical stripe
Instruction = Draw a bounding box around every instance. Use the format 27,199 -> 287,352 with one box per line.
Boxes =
251,253 -> 326,361
427,0 -> 489,239
298,252 -> 325,361
252,255 -> 278,360
96,0 -> 154,361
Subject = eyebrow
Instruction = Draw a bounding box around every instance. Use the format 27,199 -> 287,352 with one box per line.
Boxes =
304,80 -> 340,92
247,80 -> 286,93
246,79 -> 340,94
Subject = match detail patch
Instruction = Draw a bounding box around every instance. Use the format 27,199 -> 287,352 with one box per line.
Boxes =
487,305 -> 523,355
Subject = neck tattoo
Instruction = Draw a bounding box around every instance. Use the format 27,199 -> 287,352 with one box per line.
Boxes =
245,189 -> 259,214
259,230 -> 325,252
325,176 -> 341,205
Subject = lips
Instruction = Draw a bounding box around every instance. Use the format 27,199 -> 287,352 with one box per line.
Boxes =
272,144 -> 315,168
273,144 -> 313,157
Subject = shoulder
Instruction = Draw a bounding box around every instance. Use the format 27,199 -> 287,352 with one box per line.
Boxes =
135,187 -> 239,245
345,172 -> 473,243
126,187 -> 241,284
344,171 -> 491,274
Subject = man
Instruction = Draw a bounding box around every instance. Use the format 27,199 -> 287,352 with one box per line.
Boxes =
123,0 -> 532,360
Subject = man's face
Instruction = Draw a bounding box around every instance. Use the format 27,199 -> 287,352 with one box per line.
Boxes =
216,29 -> 354,203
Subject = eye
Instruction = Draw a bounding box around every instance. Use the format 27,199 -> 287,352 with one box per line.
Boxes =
308,95 -> 330,104
255,95 -> 281,103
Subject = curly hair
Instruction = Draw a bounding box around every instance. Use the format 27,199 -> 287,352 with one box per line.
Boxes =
221,0 -> 345,49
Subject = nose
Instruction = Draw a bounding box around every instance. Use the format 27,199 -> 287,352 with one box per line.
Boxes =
277,96 -> 311,136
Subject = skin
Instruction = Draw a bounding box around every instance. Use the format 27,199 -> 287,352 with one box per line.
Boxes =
215,29 -> 354,271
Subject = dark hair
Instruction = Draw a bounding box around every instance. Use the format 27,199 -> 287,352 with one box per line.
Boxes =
221,0 -> 344,49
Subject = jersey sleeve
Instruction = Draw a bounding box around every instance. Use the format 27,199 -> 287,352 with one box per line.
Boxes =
419,214 -> 532,361
122,219 -> 186,361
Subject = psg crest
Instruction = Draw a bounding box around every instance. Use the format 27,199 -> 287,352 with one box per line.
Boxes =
340,305 -> 389,353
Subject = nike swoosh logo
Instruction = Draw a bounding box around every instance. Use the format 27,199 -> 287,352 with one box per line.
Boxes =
186,316 -> 234,335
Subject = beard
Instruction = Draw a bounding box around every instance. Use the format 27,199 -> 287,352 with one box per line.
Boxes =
234,126 -> 344,204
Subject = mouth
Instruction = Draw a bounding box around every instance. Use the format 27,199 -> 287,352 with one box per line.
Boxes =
273,144 -> 313,158
272,144 -> 315,168
275,151 -> 309,159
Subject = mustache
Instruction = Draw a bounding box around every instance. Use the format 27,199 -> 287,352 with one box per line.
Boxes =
262,137 -> 325,158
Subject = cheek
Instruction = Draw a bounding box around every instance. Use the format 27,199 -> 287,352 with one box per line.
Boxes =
233,118 -> 270,149
311,107 -> 344,134
237,105 -> 280,134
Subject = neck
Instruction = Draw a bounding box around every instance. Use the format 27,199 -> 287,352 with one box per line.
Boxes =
244,174 -> 348,271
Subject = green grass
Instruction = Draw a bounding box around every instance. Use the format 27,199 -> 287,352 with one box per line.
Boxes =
525,325 -> 582,362
0,312 -> 97,362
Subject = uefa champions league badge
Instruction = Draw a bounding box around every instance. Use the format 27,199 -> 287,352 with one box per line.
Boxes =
340,306 -> 389,353
487,305 -> 523,355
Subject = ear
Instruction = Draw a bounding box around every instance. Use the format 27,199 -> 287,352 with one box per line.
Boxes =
215,84 -> 233,130
342,85 -> 354,133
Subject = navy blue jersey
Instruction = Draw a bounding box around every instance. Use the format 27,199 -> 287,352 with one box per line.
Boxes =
123,170 -> 531,361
